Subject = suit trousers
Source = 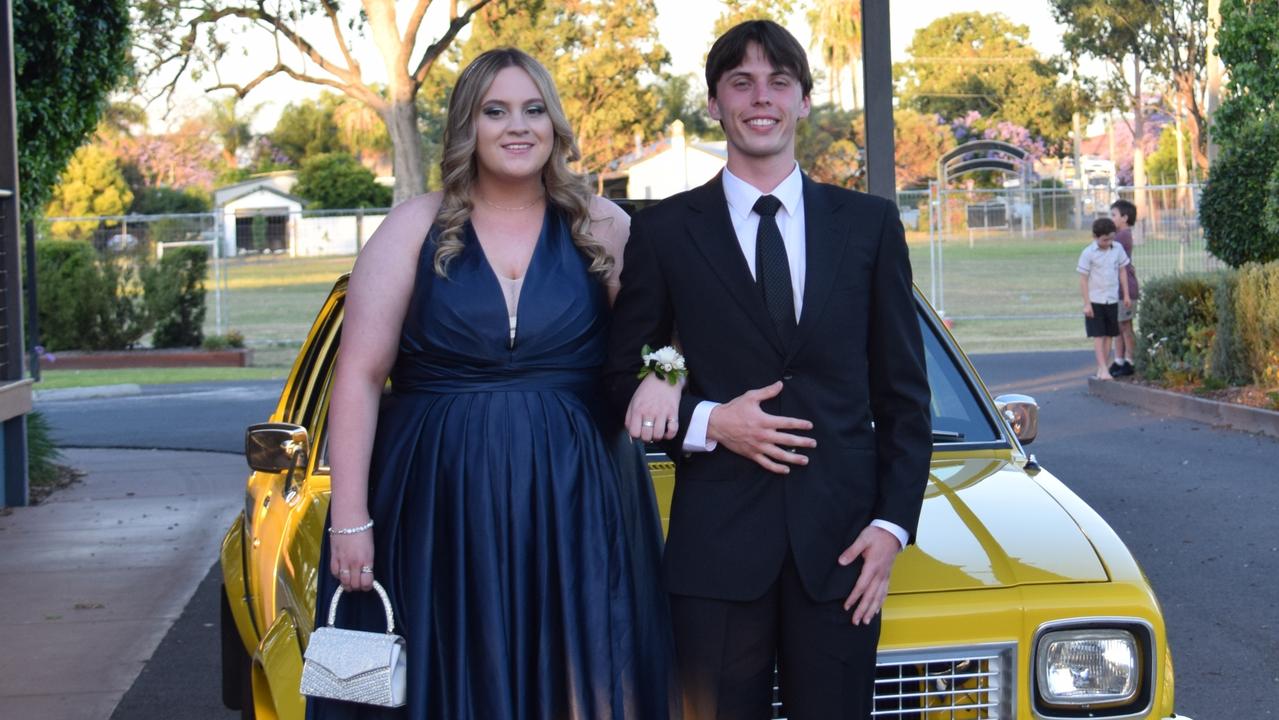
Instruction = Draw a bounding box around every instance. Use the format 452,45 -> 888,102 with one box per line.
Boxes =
670,549 -> 881,720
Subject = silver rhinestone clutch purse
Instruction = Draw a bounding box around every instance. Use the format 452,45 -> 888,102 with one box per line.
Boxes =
300,580 -> 407,707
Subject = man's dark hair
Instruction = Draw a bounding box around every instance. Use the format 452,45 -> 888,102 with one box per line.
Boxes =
705,20 -> 814,99
1110,199 -> 1137,226
1092,217 -> 1117,238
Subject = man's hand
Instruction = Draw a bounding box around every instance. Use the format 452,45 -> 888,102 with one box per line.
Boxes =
838,525 -> 902,625
1083,304 -> 1094,318
706,381 -> 815,474
626,373 -> 683,443
1123,297 -> 1133,310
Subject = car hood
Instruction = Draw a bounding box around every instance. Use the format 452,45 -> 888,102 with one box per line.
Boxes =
889,457 -> 1109,594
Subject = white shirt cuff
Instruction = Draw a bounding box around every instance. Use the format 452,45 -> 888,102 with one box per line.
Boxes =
681,401 -> 720,452
870,519 -> 909,550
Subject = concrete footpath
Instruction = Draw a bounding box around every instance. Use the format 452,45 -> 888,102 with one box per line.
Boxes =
0,448 -> 245,720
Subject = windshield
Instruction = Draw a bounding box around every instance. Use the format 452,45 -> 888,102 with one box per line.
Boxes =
919,313 -> 1002,444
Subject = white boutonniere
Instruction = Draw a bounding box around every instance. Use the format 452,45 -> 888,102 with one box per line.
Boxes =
638,344 -> 688,386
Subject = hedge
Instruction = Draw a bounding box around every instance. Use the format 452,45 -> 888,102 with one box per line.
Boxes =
1200,120 -> 1279,268
1234,261 -> 1279,388
33,240 -> 147,351
1136,274 -> 1218,384
142,245 -> 208,349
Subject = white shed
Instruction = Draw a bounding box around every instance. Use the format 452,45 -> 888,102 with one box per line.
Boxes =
219,185 -> 306,257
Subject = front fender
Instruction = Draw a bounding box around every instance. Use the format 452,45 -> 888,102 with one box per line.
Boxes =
220,514 -> 257,657
255,609 -> 307,720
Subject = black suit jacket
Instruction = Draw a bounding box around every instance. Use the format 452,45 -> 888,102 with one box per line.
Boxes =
605,173 -> 931,603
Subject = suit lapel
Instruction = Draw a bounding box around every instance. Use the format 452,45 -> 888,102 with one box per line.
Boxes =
685,175 -> 787,357
789,175 -> 849,361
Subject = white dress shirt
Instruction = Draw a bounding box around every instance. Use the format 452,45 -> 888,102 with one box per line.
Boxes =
679,164 -> 909,549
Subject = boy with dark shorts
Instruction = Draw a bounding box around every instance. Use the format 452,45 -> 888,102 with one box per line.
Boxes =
1109,199 -> 1140,375
1077,217 -> 1131,380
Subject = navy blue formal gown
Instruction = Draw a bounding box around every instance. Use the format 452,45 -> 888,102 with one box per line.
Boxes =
308,207 -> 678,719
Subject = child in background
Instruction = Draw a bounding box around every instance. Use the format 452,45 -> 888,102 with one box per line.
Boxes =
1077,217 -> 1132,380
1109,200 -> 1140,376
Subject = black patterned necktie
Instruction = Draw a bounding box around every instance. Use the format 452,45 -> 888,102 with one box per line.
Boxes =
753,194 -> 796,344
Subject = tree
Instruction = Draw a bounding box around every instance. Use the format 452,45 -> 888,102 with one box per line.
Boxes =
269,96 -> 343,168
459,0 -> 669,183
133,0 -> 498,204
895,12 -> 1076,148
104,118 -> 222,194
206,96 -> 259,170
1051,0 -> 1161,195
1200,119 -> 1279,267
652,73 -> 722,141
45,145 -> 134,239
1212,0 -> 1279,149
1147,0 -> 1210,172
713,0 -> 794,38
807,0 -> 861,109
293,153 -> 392,210
14,0 -> 130,218
893,108 -> 956,189
795,105 -> 862,188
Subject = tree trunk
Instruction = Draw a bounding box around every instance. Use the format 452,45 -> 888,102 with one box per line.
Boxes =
1131,55 -> 1147,240
1175,95 -> 1190,210
386,94 -> 426,205
1205,0 -> 1223,165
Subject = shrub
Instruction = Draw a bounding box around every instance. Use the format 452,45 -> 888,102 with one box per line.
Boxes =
33,240 -> 148,351
130,186 -> 211,215
143,245 -> 208,348
1209,271 -> 1251,386
202,330 -> 244,351
26,410 -> 62,489
1200,120 -> 1279,267
1136,274 -> 1219,383
1233,261 -> 1279,388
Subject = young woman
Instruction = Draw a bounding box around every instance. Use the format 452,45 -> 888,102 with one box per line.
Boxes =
310,48 -> 677,719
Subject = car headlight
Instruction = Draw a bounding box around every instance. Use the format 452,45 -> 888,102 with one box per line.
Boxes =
1035,629 -> 1140,707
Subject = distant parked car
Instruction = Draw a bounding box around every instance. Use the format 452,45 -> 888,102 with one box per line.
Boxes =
220,274 -> 1193,720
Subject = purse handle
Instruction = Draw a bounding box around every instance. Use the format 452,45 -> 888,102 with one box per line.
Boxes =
326,580 -> 396,635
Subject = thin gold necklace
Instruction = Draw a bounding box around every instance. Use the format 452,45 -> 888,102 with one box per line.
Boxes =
477,193 -> 544,212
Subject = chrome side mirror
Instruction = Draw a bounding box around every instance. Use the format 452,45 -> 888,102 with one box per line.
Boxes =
246,423 -> 310,500
994,394 -> 1039,445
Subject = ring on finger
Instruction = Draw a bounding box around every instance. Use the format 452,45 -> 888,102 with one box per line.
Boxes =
360,565 -> 374,574
339,569 -> 350,575
642,418 -> 655,428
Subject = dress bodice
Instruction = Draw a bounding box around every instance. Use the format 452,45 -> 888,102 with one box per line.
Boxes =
390,207 -> 609,395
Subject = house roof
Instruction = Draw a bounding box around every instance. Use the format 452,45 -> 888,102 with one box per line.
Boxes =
220,184 -> 306,208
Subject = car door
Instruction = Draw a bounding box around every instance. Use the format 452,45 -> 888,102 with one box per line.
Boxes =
243,279 -> 346,637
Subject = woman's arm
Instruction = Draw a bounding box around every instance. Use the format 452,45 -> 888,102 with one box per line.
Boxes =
327,192 -> 441,590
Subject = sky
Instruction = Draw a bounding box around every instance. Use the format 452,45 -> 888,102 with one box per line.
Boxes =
144,0 -> 1074,134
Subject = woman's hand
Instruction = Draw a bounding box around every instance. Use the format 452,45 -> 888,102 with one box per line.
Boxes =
329,520 -> 375,592
626,374 -> 684,443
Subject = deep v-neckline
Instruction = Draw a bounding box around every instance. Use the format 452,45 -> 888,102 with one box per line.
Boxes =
467,208 -> 551,350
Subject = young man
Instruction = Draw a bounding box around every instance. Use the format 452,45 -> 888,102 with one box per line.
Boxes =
1109,199 -> 1140,375
605,20 -> 931,720
1077,217 -> 1132,380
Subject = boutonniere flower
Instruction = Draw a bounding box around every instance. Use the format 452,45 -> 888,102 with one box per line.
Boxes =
637,344 -> 688,385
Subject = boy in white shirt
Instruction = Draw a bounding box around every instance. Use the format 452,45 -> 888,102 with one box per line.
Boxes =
1077,217 -> 1132,380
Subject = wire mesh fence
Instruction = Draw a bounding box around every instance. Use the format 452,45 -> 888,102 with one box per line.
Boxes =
896,184 -> 1219,352
38,185 -> 1217,359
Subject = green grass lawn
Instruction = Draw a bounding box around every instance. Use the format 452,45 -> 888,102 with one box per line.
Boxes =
37,366 -> 289,390
201,228 -> 1221,356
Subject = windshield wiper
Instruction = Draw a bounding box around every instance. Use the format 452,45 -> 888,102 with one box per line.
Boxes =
932,430 -> 966,442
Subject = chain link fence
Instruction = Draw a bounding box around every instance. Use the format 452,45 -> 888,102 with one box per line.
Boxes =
896,184 -> 1218,352
39,185 -> 1217,360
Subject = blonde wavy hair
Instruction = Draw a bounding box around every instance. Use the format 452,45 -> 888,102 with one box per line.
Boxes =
433,48 -> 611,281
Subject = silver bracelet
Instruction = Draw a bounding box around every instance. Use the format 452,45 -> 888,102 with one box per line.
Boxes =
328,518 -> 374,535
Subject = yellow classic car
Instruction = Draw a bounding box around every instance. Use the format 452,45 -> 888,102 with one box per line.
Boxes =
219,274 -> 1192,720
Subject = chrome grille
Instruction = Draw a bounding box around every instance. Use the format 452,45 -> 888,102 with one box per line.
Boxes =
771,644 -> 1016,720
